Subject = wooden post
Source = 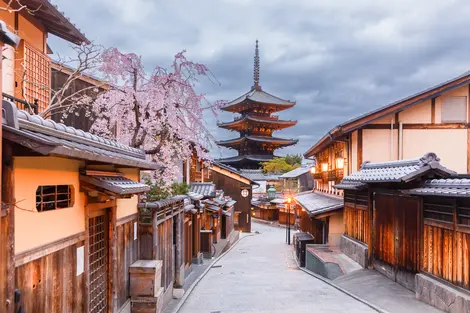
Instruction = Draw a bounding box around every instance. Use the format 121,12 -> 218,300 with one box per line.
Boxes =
174,211 -> 183,288
357,129 -> 363,169
368,190 -> 374,268
109,205 -> 118,313
2,141 -> 15,313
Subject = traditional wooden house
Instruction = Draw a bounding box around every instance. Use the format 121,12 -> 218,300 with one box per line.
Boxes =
239,169 -> 281,196
1,100 -> 160,313
280,166 -> 314,194
185,192 -> 204,266
251,197 -> 279,221
335,153 -> 470,312
304,70 -> 470,181
209,162 -> 258,232
0,0 -> 89,114
293,191 -> 344,245
182,151 -> 210,184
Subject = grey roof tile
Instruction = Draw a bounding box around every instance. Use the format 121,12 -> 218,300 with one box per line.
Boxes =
280,166 -> 314,179
80,174 -> 150,195
294,192 -> 343,216
239,169 -> 281,181
407,178 -> 470,197
189,183 -> 216,198
335,153 -> 455,190
2,101 -> 160,170
223,88 -> 295,109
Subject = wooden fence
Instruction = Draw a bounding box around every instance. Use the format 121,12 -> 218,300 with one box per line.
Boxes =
343,190 -> 369,244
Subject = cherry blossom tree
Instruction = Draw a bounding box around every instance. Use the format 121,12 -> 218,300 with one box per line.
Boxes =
90,48 -> 222,185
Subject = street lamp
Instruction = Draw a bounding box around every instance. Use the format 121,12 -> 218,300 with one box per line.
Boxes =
286,197 -> 292,245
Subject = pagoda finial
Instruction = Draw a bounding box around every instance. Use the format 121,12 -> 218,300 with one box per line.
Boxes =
253,40 -> 261,90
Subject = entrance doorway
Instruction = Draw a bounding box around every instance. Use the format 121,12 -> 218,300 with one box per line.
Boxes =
374,194 -> 420,273
88,210 -> 109,313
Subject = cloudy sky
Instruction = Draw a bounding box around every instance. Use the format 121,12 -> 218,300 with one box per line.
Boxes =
49,0 -> 470,159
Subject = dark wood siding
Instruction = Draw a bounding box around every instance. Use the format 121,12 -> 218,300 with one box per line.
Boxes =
211,171 -> 252,232
344,190 -> 369,244
375,194 -> 420,272
422,197 -> 470,291
116,218 -> 139,309
298,210 -> 324,243
15,241 -> 86,313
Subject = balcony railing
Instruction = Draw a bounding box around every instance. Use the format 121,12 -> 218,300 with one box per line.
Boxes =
3,93 -> 38,114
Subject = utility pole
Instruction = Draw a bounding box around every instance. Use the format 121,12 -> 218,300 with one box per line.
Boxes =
286,197 -> 291,245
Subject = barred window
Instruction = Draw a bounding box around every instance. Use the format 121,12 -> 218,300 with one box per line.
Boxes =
36,185 -> 73,212
23,43 -> 51,113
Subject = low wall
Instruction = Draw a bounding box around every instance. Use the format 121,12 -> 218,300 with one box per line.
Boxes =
340,235 -> 368,268
416,274 -> 470,313
373,259 -> 416,292
305,248 -> 343,280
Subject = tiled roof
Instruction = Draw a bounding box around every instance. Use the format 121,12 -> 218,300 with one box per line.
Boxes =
280,166 -> 313,179
294,192 -> 343,217
218,115 -> 297,128
335,153 -> 455,190
407,178 -> 470,197
189,183 -> 216,198
216,135 -> 298,147
211,162 -> 259,186
138,195 -> 187,210
222,88 -> 295,112
80,174 -> 150,195
2,101 -> 160,170
239,169 -> 281,181
23,0 -> 89,44
187,192 -> 204,201
217,154 -> 278,164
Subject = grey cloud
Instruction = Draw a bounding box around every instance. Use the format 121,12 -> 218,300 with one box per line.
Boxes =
49,0 -> 470,159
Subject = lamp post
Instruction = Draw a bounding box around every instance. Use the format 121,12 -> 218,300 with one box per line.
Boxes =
286,197 -> 292,245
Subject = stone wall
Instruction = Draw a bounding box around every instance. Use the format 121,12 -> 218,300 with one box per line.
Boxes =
373,259 -> 416,292
416,274 -> 470,313
340,235 -> 368,268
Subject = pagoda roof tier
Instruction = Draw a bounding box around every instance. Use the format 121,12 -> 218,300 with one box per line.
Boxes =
217,154 -> 280,164
216,135 -> 298,148
218,115 -> 297,131
221,88 -> 295,114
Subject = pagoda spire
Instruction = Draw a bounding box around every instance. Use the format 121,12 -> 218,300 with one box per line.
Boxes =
252,40 -> 261,90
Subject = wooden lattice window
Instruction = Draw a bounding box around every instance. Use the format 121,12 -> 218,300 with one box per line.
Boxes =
23,43 -> 51,113
36,185 -> 73,212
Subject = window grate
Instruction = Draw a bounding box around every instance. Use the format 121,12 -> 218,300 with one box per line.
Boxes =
89,214 -> 108,313
23,43 -> 51,113
36,185 -> 73,212
457,206 -> 470,227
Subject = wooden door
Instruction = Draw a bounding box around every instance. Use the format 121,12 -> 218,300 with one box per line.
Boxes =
88,210 -> 109,313
375,194 -> 420,271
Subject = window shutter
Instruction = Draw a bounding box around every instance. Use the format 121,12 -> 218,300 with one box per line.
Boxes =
441,96 -> 467,123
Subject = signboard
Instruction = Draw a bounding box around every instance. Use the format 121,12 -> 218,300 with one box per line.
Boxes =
241,189 -> 249,198
76,246 -> 84,276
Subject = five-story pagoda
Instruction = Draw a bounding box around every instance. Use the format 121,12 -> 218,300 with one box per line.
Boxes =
217,41 -> 298,169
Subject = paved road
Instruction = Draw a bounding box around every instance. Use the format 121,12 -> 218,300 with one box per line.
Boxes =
178,223 -> 376,313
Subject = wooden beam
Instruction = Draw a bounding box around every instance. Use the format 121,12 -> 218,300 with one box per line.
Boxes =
357,129 -> 363,169
2,142 -> 15,313
468,128 -> 470,174
15,232 -> 84,267
361,123 -> 468,130
431,98 -> 436,124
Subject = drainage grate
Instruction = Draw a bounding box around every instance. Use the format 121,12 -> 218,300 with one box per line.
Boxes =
212,265 -> 222,268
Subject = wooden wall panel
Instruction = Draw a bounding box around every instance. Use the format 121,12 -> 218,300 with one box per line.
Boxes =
15,241 -> 85,313
423,224 -> 470,290
344,205 -> 369,244
116,219 -> 138,309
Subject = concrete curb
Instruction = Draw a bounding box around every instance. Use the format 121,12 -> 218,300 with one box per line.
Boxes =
169,232 -> 257,313
292,252 -> 390,313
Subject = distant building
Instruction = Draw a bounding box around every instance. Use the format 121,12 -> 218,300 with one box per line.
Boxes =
239,169 -> 281,195
280,166 -> 314,194
216,41 -> 297,169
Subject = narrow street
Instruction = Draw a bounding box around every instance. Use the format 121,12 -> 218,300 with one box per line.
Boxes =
178,223 -> 376,313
